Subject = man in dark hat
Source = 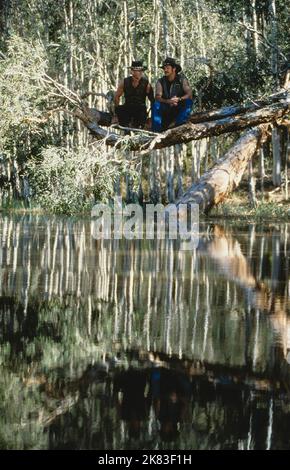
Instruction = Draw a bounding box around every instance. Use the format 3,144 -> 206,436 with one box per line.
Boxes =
113,60 -> 154,129
152,57 -> 193,132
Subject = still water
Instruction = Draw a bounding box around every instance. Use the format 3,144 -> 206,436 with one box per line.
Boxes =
0,215 -> 289,450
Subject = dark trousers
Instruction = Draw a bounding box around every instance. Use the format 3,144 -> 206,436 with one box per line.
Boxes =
115,104 -> 147,128
152,99 -> 193,132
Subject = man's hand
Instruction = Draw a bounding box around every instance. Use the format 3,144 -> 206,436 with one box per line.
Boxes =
169,96 -> 180,106
114,80 -> 124,107
111,115 -> 119,124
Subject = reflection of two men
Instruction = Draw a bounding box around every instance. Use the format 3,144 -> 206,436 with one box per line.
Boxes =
112,353 -> 279,448
111,225 -> 289,445
113,354 -> 191,442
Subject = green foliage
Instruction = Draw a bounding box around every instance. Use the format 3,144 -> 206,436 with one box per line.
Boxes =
212,199 -> 290,220
0,35 -> 48,154
1,0 -> 290,212
26,144 -> 128,214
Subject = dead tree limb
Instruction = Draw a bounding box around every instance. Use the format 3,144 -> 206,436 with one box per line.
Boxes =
43,73 -> 289,151
81,99 -> 290,152
175,124 -> 270,213
145,101 -> 289,151
73,100 -> 290,153
237,21 -> 287,62
76,89 -> 289,131
189,90 -> 289,123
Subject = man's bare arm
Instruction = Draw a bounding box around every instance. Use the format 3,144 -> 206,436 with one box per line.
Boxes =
155,80 -> 172,104
114,80 -> 124,106
179,79 -> 192,101
146,82 -> 154,103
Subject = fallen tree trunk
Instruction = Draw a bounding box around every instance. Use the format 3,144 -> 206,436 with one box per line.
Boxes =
175,123 -> 269,213
76,100 -> 289,152
45,72 -> 289,150
78,89 -> 289,128
146,101 -> 289,150
189,89 -> 289,123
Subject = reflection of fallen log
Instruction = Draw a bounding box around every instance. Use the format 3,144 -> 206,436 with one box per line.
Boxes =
199,225 -> 290,366
20,394 -> 79,429
198,225 -> 289,313
21,362 -> 109,428
176,124 -> 269,212
126,350 -> 287,392
198,225 -> 259,289
42,394 -> 79,427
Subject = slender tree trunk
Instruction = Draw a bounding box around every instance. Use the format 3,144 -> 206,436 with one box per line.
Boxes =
166,147 -> 175,203
69,0 -> 74,89
133,0 -> 138,58
248,157 -> 257,208
174,144 -> 183,198
191,141 -> 198,182
242,8 -> 252,58
269,0 -> 279,88
259,145 -> 265,200
160,0 -> 169,56
210,137 -> 219,163
149,150 -> 161,203
137,155 -> 144,204
195,0 -> 206,58
153,0 -> 160,77
285,128 -> 289,200
180,11 -> 185,68
123,1 -> 130,69
251,0 -> 259,57
272,126 -> 282,186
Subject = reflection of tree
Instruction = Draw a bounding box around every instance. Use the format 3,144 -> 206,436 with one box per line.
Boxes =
0,217 -> 289,368
0,216 -> 290,448
198,224 -> 290,360
1,216 -> 288,370
46,352 -> 290,450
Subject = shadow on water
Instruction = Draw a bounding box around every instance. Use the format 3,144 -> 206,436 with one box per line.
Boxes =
0,215 -> 289,449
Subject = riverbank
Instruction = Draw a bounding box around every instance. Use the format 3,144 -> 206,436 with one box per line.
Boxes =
1,188 -> 289,222
210,188 -> 290,221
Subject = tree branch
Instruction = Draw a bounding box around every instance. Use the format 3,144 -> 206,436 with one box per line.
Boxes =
175,124 -> 270,213
237,21 -> 287,62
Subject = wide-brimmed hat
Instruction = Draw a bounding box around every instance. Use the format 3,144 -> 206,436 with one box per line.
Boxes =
128,60 -> 147,71
160,57 -> 182,73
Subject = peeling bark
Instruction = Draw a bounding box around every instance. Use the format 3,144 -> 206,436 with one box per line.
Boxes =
189,90 -> 288,123
175,124 -> 269,213
147,101 -> 289,150
74,99 -> 289,152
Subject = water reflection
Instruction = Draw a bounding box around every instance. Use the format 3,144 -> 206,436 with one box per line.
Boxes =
0,215 -> 289,449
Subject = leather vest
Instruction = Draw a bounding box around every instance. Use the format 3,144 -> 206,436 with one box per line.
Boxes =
159,75 -> 185,99
124,76 -> 149,106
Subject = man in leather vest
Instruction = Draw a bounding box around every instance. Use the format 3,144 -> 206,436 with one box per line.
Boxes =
113,60 -> 154,129
152,57 -> 193,132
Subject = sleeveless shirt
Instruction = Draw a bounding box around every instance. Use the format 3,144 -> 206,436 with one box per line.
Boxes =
158,74 -> 185,100
124,76 -> 149,106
